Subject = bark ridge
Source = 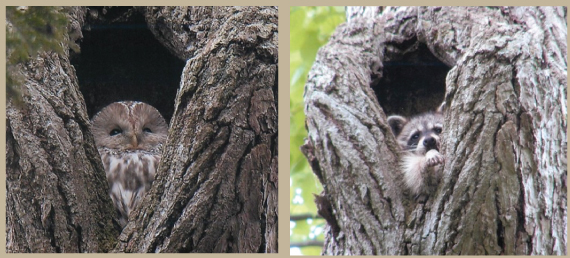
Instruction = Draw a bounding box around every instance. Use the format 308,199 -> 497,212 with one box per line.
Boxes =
303,6 -> 566,255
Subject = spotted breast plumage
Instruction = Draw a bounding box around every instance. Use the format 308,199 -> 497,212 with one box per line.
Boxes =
91,101 -> 168,227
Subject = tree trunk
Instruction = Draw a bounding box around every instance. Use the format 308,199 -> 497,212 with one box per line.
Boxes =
6,7 -> 121,253
6,6 -> 278,253
111,6 -> 279,253
302,6 -> 566,255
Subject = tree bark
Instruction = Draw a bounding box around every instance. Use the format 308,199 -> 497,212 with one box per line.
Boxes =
302,6 -> 566,255
6,7 -> 121,253
114,6 -> 278,253
6,6 -> 278,253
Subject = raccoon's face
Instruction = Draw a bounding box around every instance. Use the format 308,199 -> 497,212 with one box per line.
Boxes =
387,112 -> 443,154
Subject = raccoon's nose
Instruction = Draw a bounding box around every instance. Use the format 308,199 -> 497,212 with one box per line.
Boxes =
423,137 -> 437,150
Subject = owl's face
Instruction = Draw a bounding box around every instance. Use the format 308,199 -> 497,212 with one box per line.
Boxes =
91,101 -> 168,152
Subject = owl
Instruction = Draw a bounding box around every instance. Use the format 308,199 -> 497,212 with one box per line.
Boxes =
91,101 -> 168,227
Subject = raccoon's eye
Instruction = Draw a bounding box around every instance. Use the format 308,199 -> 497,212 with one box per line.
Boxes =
143,127 -> 152,133
411,132 -> 420,140
434,127 -> 442,134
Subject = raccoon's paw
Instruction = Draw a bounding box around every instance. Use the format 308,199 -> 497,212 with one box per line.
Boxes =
425,149 -> 444,167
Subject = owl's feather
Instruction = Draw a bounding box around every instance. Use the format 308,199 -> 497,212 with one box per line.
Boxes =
100,150 -> 160,226
91,101 -> 167,227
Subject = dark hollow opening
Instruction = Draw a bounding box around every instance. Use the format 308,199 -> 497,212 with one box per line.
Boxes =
70,7 -> 185,122
372,43 -> 449,118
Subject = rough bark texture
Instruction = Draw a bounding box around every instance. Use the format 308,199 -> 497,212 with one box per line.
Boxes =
302,6 -> 566,255
6,7 -> 121,253
114,6 -> 278,253
6,6 -> 277,253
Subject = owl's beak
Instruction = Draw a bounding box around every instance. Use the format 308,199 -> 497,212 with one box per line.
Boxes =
130,135 -> 138,149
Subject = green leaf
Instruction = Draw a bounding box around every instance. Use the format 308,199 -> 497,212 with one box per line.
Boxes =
6,6 -> 69,105
290,6 -> 345,255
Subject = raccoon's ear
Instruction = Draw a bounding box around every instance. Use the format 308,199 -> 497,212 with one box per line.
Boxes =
436,101 -> 446,114
387,115 -> 407,137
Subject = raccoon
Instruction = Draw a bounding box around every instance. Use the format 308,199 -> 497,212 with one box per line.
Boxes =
387,104 -> 445,197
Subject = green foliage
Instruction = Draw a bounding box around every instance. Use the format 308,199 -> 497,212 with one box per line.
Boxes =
290,6 -> 345,256
6,6 -> 69,105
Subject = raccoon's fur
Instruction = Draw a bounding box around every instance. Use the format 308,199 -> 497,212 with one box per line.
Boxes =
387,104 -> 445,196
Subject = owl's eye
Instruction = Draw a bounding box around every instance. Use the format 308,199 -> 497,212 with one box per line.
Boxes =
110,129 -> 122,136
143,128 -> 152,133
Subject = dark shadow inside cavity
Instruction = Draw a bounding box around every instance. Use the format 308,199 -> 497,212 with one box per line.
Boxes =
372,43 -> 449,118
70,7 -> 185,122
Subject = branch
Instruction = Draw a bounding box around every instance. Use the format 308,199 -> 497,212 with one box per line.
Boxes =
290,214 -> 323,221
290,240 -> 325,248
